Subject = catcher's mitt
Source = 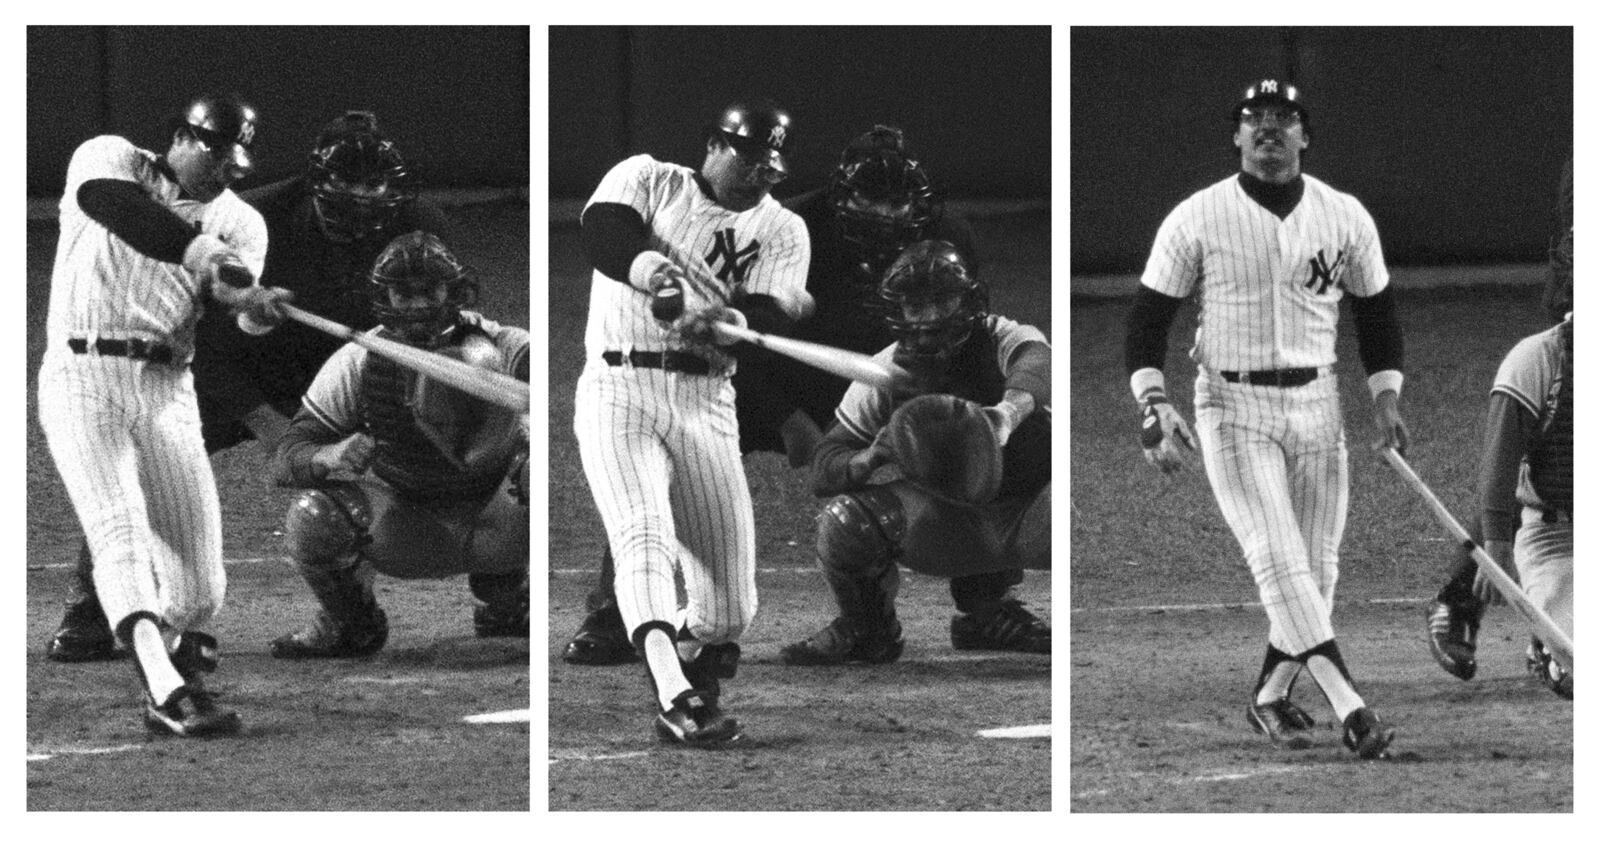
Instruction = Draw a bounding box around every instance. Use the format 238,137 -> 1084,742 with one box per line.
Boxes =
883,393 -> 1004,505
408,334 -> 524,471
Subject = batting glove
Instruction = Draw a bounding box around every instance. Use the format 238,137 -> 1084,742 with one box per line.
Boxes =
1139,394 -> 1195,475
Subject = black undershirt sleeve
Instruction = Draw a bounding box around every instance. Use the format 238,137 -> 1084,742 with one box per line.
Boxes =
1349,286 -> 1405,374
1123,286 -> 1184,375
580,202 -> 650,284
76,179 -> 198,263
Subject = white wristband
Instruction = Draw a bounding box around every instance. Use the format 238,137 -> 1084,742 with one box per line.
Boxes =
1367,370 -> 1403,401
627,250 -> 672,292
1130,367 -> 1167,402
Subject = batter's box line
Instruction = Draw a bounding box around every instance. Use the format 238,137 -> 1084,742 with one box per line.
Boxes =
1073,764 -> 1312,798
27,743 -> 144,762
1071,596 -> 1424,614
548,749 -> 651,764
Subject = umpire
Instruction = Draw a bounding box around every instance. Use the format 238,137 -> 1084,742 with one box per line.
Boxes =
45,110 -> 451,662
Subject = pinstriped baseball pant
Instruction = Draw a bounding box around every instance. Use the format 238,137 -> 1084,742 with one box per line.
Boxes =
574,362 -> 757,646
38,349 -> 225,637
1194,368 -> 1347,655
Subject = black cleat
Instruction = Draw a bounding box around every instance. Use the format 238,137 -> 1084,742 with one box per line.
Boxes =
654,689 -> 741,747
1341,707 -> 1395,760
1526,639 -> 1573,700
270,607 -> 388,659
45,596 -> 124,662
951,599 -> 1051,654
1426,599 -> 1480,681
144,682 -> 242,738
474,601 -> 529,639
1246,698 -> 1316,750
780,616 -> 904,666
561,605 -> 638,665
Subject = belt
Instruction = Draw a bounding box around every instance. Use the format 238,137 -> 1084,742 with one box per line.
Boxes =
1220,367 -> 1319,387
602,350 -> 711,375
68,337 -> 176,364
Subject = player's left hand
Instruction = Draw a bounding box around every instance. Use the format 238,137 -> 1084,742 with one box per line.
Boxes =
677,305 -> 745,347
1140,397 -> 1195,475
1472,538 -> 1517,606
1372,390 -> 1409,455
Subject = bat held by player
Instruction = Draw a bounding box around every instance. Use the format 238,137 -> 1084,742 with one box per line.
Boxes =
1378,446 -> 1573,674
710,319 -> 913,393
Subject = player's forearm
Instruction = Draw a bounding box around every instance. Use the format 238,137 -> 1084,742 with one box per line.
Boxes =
1003,341 -> 1051,408
579,202 -> 651,285
1124,286 -> 1183,375
1477,393 -> 1537,542
76,179 -> 201,264
274,409 -> 343,488
810,427 -> 880,496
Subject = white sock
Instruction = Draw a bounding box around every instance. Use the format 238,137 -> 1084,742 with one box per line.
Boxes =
131,620 -> 186,705
1306,655 -> 1364,722
643,629 -> 693,710
1255,661 -> 1302,705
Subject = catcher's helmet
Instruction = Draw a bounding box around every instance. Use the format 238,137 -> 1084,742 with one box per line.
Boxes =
307,111 -> 416,242
1234,79 -> 1310,132
369,232 -> 478,346
827,126 -> 942,273
178,93 -> 258,170
711,100 -> 792,174
880,239 -> 988,365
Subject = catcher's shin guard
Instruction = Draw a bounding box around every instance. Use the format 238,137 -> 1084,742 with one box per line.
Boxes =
469,571 -> 529,638
815,489 -> 905,627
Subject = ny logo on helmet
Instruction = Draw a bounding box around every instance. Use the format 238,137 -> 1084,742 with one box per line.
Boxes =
1260,80 -> 1279,93
768,125 -> 787,148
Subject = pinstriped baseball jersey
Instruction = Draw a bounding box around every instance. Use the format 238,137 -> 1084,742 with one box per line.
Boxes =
1142,173 -> 1388,371
40,135 -> 267,643
576,153 -> 810,649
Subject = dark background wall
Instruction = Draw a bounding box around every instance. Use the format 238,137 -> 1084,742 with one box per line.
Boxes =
27,26 -> 529,196
1071,27 -> 1572,273
548,26 -> 1052,201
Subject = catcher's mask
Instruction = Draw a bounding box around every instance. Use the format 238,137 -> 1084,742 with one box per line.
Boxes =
308,111 -> 416,242
369,231 -> 478,347
827,126 -> 941,275
881,239 -> 987,367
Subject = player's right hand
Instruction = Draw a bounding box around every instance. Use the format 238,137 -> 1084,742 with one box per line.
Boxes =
1471,538 -> 1518,606
1140,396 -> 1195,475
312,432 -> 375,478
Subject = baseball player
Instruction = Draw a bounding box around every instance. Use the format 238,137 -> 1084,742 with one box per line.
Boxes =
1425,155 -> 1572,682
1125,80 -> 1408,759
43,110 -> 451,663
38,93 -> 291,735
575,100 -> 812,745
564,125 -> 1011,665
271,231 -> 530,657
781,240 -> 1051,665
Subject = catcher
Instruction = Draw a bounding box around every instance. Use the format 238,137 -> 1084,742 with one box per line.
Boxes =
271,231 -> 530,657
781,239 -> 1051,664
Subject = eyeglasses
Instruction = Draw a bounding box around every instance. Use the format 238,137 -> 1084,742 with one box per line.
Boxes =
1240,107 -> 1301,127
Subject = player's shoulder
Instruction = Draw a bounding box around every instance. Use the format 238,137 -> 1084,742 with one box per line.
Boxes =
1165,173 -> 1241,218
1495,321 -> 1566,389
1302,173 -> 1372,213
68,135 -> 156,178
985,312 -> 1048,341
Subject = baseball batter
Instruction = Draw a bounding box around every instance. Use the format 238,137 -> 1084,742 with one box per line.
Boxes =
44,109 -> 452,663
1125,80 -> 1408,759
1474,315 -> 1573,699
575,100 -> 811,746
38,93 -> 290,736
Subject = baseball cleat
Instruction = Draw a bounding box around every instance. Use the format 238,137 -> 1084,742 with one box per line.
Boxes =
473,601 -> 529,639
1425,599 -> 1479,681
561,605 -> 638,665
681,641 -> 741,698
1525,639 -> 1573,700
654,689 -> 741,747
1340,707 -> 1395,760
45,596 -> 125,662
270,606 -> 388,659
144,681 -> 241,738
1246,698 -> 1316,750
951,599 -> 1051,654
780,616 -> 904,666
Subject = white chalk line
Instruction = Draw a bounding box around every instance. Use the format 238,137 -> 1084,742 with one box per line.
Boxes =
979,723 -> 1051,739
548,749 -> 651,764
464,709 -> 530,725
27,743 -> 144,762
1074,765 -> 1311,798
1073,596 -> 1425,614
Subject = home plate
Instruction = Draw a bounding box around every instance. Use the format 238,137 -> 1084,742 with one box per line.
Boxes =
979,724 -> 1051,739
464,709 -> 530,724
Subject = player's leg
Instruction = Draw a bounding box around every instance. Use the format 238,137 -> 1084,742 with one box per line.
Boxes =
948,485 -> 1053,654
271,480 -> 389,658
44,536 -> 121,661
1426,515 -> 1488,680
465,474 -> 531,638
560,544 -> 636,665
1514,511 -> 1573,698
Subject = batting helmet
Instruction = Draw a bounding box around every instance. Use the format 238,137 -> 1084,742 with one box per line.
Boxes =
880,239 -> 988,365
711,100 -> 792,174
178,93 -> 258,171
826,126 -> 942,273
307,111 -> 416,242
1233,79 -> 1310,132
369,231 -> 478,346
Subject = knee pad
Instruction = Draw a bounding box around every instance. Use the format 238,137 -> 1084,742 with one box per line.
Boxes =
816,488 -> 905,574
283,483 -> 373,569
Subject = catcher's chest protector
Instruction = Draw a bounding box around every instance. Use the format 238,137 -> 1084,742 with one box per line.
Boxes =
1529,328 -> 1573,511
360,330 -> 505,502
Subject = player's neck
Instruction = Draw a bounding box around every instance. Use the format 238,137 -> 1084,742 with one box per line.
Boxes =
1240,160 -> 1300,184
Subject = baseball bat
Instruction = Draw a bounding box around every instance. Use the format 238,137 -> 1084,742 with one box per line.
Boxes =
282,304 -> 530,413
1379,447 -> 1573,674
710,320 -> 913,392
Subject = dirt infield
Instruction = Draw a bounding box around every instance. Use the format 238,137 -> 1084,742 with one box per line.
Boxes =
545,212 -> 1054,811
25,201 -> 531,811
1069,286 -> 1572,812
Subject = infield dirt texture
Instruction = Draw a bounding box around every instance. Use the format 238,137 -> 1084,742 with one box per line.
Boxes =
546,211 -> 1053,811
1070,283 -> 1572,812
25,199 -> 531,811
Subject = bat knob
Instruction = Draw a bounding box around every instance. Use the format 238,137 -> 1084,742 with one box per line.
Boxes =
650,279 -> 684,322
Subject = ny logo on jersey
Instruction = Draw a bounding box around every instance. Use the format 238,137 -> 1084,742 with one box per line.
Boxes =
1305,248 -> 1347,295
705,228 -> 761,286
